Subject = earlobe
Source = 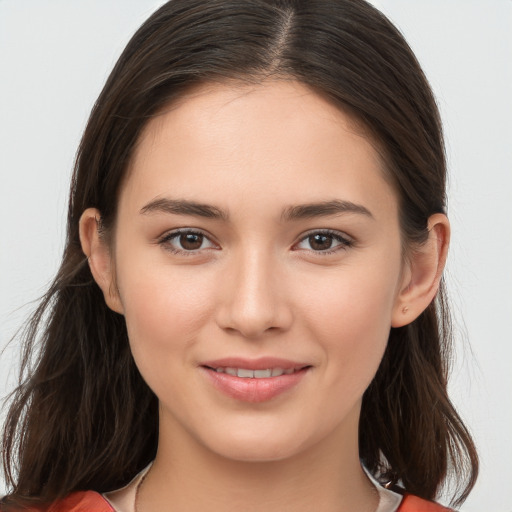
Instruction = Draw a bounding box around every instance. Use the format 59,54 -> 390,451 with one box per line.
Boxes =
391,213 -> 450,327
79,208 -> 124,314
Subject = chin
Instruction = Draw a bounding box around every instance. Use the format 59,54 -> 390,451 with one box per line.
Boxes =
211,438 -> 303,463
197,420 -> 325,464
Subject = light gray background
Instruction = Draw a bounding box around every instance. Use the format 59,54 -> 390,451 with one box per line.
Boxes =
0,1 -> 510,510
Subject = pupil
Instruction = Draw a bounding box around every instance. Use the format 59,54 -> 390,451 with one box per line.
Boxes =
180,233 -> 203,250
310,234 -> 332,250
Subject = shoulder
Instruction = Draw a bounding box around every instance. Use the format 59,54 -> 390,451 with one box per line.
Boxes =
398,494 -> 454,512
1,491 -> 114,512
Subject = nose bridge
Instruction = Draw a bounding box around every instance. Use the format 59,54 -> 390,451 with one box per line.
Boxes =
217,243 -> 290,337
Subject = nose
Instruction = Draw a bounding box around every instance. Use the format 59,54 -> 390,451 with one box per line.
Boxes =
215,248 -> 293,339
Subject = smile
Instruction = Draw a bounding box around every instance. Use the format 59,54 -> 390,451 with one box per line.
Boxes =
211,367 -> 297,378
201,360 -> 310,402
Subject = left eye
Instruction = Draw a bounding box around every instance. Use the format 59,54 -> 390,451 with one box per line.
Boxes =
295,231 -> 352,252
160,230 -> 216,253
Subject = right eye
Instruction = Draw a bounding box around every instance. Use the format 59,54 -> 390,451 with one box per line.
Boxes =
158,229 -> 218,255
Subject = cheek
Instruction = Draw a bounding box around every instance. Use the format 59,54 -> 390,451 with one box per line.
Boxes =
115,258 -> 216,372
298,263 -> 400,389
301,261 -> 399,332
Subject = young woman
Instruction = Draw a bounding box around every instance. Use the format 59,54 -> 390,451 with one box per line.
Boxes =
0,1 -> 478,511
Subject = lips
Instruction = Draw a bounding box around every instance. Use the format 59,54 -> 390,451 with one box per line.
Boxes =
200,358 -> 310,403
213,367 -> 296,378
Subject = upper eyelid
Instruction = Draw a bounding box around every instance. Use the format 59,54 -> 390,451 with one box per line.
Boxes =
159,227 -> 216,241
296,228 -> 353,243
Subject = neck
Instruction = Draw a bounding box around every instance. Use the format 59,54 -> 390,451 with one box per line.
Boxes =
138,411 -> 379,512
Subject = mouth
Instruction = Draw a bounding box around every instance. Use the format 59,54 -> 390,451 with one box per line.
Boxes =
200,359 -> 311,402
204,366 -> 303,378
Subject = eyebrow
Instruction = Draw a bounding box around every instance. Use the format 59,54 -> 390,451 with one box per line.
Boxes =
140,198 -> 229,220
281,200 -> 374,221
140,198 -> 373,221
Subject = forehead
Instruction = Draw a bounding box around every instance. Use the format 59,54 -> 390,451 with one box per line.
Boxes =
134,80 -> 374,162
122,80 -> 397,221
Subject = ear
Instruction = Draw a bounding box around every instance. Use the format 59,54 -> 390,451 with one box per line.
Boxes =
391,213 -> 450,327
79,208 -> 124,314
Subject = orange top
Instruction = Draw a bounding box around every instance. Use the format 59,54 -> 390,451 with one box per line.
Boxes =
399,494 -> 453,511
6,490 -> 453,512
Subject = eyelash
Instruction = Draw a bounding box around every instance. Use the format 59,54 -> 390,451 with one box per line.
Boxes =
157,228 -> 354,256
294,229 -> 354,255
157,229 -> 218,256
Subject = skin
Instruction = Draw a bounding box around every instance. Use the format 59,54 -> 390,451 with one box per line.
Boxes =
80,80 -> 449,512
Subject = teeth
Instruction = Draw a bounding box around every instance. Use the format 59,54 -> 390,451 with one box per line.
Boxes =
214,367 -> 296,378
254,369 -> 272,378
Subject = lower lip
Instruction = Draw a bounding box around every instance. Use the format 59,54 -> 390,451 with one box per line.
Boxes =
201,367 -> 309,403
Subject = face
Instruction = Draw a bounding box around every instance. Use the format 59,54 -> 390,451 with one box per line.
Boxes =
105,81 -> 407,462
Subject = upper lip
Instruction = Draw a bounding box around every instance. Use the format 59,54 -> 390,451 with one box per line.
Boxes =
201,357 -> 310,371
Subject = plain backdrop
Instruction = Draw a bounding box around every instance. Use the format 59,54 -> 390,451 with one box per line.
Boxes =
0,1 -> 511,510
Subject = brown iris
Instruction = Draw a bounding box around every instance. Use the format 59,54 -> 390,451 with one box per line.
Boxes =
308,234 -> 334,251
180,233 -> 204,250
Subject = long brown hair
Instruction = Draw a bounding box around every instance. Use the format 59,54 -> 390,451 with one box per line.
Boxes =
1,0 -> 478,508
